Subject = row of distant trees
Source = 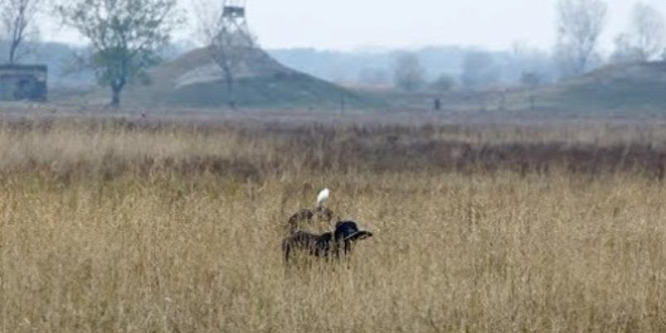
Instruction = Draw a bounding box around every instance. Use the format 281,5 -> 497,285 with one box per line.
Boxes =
393,0 -> 666,93
0,0 -> 245,107
3,0 -> 665,103
0,0 -> 187,106
556,0 -> 665,74
392,51 -> 546,93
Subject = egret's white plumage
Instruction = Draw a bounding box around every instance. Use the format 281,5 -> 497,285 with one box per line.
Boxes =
316,188 -> 330,207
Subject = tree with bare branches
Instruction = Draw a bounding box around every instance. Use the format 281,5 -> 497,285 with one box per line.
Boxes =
193,0 -> 256,108
0,0 -> 42,64
209,29 -> 256,108
610,3 -> 665,64
555,0 -> 607,76
629,2 -> 665,61
58,0 -> 184,107
610,33 -> 643,64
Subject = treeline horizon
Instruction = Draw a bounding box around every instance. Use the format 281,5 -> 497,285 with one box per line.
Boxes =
10,38 -> 662,93
0,39 -> 579,90
2,0 -> 664,100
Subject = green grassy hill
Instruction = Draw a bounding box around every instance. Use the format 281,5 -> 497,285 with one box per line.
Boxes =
120,48 -> 378,110
418,61 -> 666,114
532,62 -> 666,113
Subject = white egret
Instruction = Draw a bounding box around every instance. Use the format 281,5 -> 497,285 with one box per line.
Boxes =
316,188 -> 330,207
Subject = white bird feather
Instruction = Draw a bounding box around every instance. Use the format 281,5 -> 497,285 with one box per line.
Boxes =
316,188 -> 330,207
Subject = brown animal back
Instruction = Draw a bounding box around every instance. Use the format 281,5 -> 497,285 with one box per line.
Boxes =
287,207 -> 335,234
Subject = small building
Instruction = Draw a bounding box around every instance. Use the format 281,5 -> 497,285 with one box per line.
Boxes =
0,65 -> 47,102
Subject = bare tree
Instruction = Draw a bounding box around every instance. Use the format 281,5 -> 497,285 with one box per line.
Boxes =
555,0 -> 607,76
610,33 -> 643,64
393,52 -> 424,92
0,0 -> 42,64
58,0 -> 183,107
610,3 -> 665,64
193,0 -> 256,108
209,31 -> 255,108
630,2 -> 665,61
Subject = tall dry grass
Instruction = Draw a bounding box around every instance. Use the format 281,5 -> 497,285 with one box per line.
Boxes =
0,116 -> 666,332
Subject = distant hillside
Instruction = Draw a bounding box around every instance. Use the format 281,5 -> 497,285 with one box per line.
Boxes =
364,61 -> 666,114
531,62 -> 666,113
3,40 -> 557,94
119,47 -> 375,109
430,61 -> 666,114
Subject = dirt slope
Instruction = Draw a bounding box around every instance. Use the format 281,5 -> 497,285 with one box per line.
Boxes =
121,47 -> 373,110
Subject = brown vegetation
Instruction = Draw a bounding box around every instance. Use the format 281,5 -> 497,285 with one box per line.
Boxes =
1,115 -> 666,332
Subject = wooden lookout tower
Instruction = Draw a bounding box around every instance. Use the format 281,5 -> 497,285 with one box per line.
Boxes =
221,0 -> 250,35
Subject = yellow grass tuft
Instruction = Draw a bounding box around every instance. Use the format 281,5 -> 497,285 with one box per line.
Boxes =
0,116 -> 665,332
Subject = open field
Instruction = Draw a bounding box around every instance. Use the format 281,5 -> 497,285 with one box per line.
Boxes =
1,114 -> 666,332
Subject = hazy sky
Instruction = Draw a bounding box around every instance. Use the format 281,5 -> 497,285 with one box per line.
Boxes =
44,0 -> 666,52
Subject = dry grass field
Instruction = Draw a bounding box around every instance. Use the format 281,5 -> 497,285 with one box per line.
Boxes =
1,114 -> 666,332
